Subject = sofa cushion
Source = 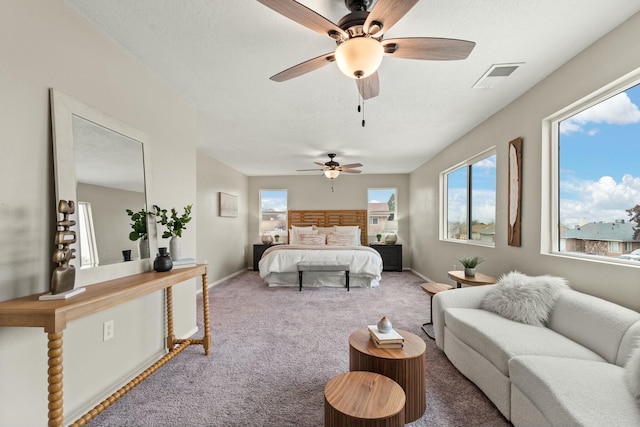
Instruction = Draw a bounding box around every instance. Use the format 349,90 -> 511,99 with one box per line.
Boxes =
548,291 -> 640,365
444,308 -> 606,376
481,271 -> 569,326
625,344 -> 640,404
510,355 -> 640,427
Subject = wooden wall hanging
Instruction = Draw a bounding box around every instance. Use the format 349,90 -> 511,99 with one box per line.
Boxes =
508,137 -> 523,246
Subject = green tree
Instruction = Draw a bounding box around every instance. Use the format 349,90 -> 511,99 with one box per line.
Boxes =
627,204 -> 640,240
387,193 -> 396,215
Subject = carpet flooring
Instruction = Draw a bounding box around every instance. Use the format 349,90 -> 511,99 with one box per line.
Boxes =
91,271 -> 511,427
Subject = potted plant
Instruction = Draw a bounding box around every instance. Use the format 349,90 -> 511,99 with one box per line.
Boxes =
126,208 -> 151,259
274,234 -> 280,243
376,233 -> 382,242
458,255 -> 484,277
153,204 -> 192,260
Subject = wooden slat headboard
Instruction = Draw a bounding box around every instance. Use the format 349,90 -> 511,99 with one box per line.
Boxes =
288,210 -> 368,246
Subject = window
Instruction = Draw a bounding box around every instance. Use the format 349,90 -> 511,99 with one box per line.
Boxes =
442,149 -> 496,245
77,201 -> 99,268
368,188 -> 397,235
260,190 -> 287,236
550,80 -> 640,260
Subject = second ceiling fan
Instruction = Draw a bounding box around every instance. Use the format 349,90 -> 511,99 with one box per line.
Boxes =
257,0 -> 476,100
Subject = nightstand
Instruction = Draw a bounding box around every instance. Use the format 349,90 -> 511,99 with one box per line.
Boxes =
253,243 -> 283,271
369,244 -> 403,271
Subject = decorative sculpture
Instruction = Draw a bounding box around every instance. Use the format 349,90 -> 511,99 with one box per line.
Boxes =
51,200 -> 77,294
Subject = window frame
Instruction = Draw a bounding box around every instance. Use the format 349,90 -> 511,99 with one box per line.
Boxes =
541,68 -> 640,266
259,189 -> 288,237
440,147 -> 496,247
367,188 -> 398,237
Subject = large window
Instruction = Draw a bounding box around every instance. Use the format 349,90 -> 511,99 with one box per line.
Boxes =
368,188 -> 397,235
259,190 -> 287,236
551,80 -> 640,260
442,149 -> 496,245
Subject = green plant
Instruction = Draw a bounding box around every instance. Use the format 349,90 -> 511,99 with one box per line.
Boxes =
153,204 -> 193,238
458,255 -> 484,268
126,208 -> 150,241
376,233 -> 382,241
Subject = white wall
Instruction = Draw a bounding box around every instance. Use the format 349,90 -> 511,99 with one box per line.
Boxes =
197,150 -> 249,281
248,174 -> 410,268
409,11 -> 640,310
0,1 -> 198,425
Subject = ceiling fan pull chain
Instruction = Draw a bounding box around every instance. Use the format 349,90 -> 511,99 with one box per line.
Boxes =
362,97 -> 366,127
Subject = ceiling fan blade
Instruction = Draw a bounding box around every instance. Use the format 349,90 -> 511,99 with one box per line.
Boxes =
356,72 -> 380,100
341,169 -> 362,174
270,52 -> 336,82
383,38 -> 476,60
257,0 -> 348,39
363,0 -> 419,36
297,168 -> 324,171
313,162 -> 328,167
339,163 -> 363,169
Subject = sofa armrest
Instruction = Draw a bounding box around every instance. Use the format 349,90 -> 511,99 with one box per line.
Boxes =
432,285 -> 494,349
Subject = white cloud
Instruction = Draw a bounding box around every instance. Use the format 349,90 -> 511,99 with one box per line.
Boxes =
560,92 -> 640,134
560,174 -> 640,226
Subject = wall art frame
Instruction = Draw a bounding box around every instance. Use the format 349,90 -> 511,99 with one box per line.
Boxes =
508,137 -> 523,247
219,192 -> 238,217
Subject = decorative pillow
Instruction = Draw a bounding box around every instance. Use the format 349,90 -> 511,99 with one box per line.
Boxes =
312,225 -> 335,235
480,271 -> 570,326
299,233 -> 326,246
326,233 -> 355,246
625,344 -> 640,405
333,226 -> 360,246
289,226 -> 316,245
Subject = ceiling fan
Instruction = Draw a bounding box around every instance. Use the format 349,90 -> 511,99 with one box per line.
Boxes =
297,153 -> 363,179
257,0 -> 476,100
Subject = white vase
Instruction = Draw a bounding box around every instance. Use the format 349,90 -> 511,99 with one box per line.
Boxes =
138,238 -> 150,259
170,236 -> 182,260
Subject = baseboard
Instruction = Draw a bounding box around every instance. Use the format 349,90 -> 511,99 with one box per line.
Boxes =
409,268 -> 435,283
196,268 -> 246,294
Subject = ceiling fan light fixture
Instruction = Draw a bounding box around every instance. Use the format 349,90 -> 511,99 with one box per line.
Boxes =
335,37 -> 384,79
324,169 -> 340,179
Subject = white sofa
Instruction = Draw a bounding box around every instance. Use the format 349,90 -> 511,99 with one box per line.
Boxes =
432,285 -> 640,426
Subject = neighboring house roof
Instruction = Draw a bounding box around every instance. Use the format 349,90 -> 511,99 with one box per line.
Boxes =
563,221 -> 638,242
368,202 -> 390,212
472,223 -> 495,236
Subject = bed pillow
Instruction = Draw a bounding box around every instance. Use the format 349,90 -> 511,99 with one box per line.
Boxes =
299,233 -> 326,246
312,225 -> 335,235
480,271 -> 570,326
326,232 -> 355,246
289,226 -> 316,245
333,226 -> 361,246
625,344 -> 640,405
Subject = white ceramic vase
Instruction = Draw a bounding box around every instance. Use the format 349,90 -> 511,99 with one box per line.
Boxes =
138,238 -> 150,260
170,236 -> 182,260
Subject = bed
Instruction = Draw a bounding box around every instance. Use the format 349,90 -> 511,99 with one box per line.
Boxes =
258,210 -> 383,288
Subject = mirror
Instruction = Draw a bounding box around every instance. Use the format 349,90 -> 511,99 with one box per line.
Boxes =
50,89 -> 157,286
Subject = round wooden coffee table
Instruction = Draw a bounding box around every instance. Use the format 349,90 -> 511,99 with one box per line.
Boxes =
349,328 -> 426,423
324,371 -> 405,427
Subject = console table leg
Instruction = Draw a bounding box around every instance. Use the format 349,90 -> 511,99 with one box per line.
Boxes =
165,286 -> 176,350
47,332 -> 64,427
200,271 -> 211,355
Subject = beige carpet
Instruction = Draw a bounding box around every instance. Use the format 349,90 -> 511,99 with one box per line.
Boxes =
91,270 -> 511,427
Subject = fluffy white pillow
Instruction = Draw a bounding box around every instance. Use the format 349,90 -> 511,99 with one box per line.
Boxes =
299,233 -> 326,246
312,225 -> 335,235
625,344 -> 640,405
481,271 -> 570,326
326,233 -> 354,246
333,226 -> 360,246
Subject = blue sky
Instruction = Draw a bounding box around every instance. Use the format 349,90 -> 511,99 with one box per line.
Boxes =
559,83 -> 640,227
447,155 -> 497,224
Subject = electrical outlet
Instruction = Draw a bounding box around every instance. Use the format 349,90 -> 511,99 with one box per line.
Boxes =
103,320 -> 114,341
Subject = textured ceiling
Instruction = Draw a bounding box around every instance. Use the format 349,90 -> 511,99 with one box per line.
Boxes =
63,0 -> 640,176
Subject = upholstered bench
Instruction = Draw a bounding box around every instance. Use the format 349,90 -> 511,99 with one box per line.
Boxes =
297,262 -> 350,291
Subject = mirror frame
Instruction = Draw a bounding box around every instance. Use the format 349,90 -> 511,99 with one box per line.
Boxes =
50,88 -> 157,287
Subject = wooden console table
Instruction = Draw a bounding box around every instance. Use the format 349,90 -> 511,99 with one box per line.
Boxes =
0,265 -> 210,427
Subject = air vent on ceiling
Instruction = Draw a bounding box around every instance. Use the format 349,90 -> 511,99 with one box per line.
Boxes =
473,63 -> 523,89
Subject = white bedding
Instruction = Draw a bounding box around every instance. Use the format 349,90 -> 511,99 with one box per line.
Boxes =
258,245 -> 383,288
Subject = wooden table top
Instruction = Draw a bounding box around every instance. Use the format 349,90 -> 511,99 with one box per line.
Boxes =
349,328 -> 426,360
324,371 -> 405,419
447,270 -> 497,286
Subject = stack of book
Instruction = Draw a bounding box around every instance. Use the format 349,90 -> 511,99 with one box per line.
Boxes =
367,325 -> 404,349
171,258 -> 197,269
